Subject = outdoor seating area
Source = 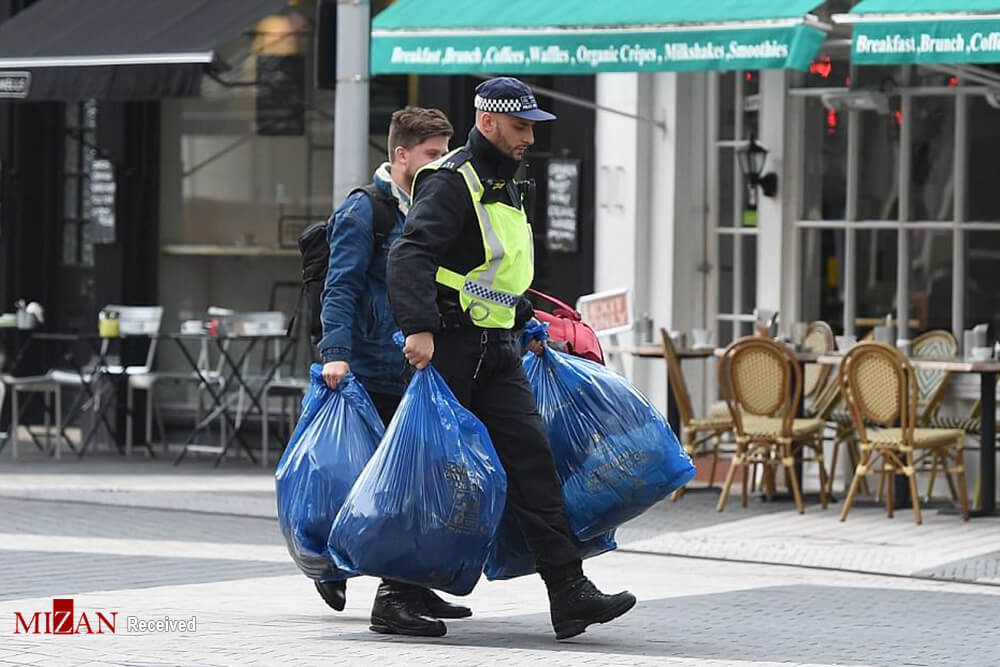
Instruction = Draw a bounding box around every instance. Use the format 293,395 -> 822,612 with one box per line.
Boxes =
611,316 -> 1000,524
0,306 -> 306,468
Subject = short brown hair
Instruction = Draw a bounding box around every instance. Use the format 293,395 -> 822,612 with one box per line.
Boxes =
387,106 -> 453,162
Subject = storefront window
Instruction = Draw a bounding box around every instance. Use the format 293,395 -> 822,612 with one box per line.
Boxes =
800,228 -> 844,330
967,97 -> 1000,221
857,102 -> 900,220
911,97 -> 955,222
911,230 -> 952,333
966,231 -> 1000,333
801,98 -> 848,221
855,229 -> 897,326
741,235 -> 757,331
713,71 -> 760,344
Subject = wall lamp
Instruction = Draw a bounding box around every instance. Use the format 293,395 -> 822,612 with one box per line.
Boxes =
736,135 -> 778,198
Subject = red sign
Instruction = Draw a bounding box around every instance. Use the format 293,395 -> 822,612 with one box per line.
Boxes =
13,599 -> 117,635
576,289 -> 632,335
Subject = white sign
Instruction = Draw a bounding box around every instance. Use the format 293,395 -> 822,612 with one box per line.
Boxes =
576,288 -> 632,336
0,71 -> 30,98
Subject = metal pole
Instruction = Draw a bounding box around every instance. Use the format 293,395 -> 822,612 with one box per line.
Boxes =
844,111 -> 860,337
732,73 -> 745,337
953,89 -> 967,340
333,0 -> 370,204
897,94 -> 911,351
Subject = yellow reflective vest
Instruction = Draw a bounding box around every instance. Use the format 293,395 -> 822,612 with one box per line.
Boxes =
417,149 -> 534,330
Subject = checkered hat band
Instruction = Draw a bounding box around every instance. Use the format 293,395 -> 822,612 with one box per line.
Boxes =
474,94 -> 536,114
463,280 -> 518,307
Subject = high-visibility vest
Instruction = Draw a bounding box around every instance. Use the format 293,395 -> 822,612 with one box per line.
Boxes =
417,149 -> 534,330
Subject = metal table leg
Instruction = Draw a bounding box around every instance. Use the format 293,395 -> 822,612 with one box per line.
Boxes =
973,371 -> 996,517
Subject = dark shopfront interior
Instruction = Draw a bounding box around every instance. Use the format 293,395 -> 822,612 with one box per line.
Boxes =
0,0 -> 599,388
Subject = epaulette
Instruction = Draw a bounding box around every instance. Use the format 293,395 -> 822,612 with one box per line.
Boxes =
437,148 -> 472,172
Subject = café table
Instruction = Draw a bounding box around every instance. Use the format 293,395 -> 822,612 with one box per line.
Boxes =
818,353 -> 998,518
3,332 -> 145,458
171,333 -> 296,467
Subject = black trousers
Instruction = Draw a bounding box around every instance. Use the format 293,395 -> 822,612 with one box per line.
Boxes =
427,330 -> 581,571
368,390 -> 402,430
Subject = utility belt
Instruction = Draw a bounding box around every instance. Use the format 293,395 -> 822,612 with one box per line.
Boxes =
438,310 -> 517,343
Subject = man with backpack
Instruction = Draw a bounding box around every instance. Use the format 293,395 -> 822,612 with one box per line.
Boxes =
312,106 -> 469,637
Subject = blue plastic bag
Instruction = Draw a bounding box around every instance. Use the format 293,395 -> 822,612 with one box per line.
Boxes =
484,511 -> 617,581
327,365 -> 507,596
524,347 -> 695,540
274,364 -> 385,581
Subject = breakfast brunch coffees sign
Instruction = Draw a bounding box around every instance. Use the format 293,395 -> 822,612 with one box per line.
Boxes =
852,20 -> 1000,65
372,25 -> 827,74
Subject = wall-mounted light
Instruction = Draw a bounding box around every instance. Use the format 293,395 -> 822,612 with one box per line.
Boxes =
736,135 -> 778,198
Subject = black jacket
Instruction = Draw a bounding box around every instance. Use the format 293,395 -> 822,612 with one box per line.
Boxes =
388,127 -> 533,336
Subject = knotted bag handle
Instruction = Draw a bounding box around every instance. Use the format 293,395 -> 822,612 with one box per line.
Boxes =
526,288 -> 582,322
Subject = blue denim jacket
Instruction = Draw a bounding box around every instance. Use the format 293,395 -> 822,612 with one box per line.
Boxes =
317,168 -> 406,396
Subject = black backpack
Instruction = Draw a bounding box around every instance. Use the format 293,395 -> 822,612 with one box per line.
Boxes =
293,183 -> 398,343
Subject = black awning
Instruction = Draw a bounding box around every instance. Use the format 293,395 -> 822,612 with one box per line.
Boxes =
0,0 -> 288,101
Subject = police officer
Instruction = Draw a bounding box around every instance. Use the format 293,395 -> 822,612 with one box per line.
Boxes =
387,77 -> 636,640
316,106 -> 470,637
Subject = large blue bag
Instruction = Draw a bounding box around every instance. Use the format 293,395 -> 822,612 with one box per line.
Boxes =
327,365 -> 506,596
525,347 -> 695,540
484,512 -> 617,581
274,364 -> 385,581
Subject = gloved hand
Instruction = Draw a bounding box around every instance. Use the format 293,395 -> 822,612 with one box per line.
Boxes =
520,318 -> 549,356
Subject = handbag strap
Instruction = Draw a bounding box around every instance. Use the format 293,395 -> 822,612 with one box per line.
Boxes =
527,288 -> 580,318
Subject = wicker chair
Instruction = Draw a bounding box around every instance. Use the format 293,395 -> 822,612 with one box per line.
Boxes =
660,328 -> 733,498
911,330 -> 959,422
838,342 -> 969,523
716,336 -> 828,514
802,321 -> 835,401
923,377 -> 997,506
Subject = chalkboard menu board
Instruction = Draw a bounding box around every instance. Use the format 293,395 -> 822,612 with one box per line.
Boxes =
88,158 -> 116,243
546,158 -> 580,253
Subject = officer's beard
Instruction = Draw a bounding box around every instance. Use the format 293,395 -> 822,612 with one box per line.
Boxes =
493,125 -> 528,162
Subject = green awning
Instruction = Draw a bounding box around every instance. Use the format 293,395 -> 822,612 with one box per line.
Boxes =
371,1 -> 829,75
839,1 -> 1000,65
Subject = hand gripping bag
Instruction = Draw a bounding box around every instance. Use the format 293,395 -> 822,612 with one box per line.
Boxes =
525,347 -> 695,540
327,365 -> 507,596
274,364 -> 385,581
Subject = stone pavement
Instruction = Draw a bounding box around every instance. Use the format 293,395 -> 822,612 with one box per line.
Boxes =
1,458 -> 1000,665
2,459 -> 998,585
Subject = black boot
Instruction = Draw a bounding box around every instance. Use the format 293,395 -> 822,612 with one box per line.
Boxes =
314,579 -> 346,612
419,588 -> 472,619
543,565 -> 636,640
370,581 -> 447,637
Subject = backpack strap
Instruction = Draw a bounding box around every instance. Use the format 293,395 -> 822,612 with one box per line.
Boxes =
351,182 -> 398,251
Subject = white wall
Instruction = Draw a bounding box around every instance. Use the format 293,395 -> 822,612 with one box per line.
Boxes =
594,72 -> 710,413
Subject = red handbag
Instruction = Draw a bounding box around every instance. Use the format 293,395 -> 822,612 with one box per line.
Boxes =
527,288 -> 605,365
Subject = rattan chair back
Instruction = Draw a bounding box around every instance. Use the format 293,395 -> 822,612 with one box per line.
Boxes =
911,329 -> 957,419
660,328 -> 696,427
720,336 -> 799,435
802,321 -> 835,398
839,342 -> 918,443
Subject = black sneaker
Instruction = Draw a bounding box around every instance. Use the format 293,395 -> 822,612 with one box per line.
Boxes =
314,579 -> 346,612
370,582 -> 447,637
420,588 -> 472,619
548,577 -> 636,640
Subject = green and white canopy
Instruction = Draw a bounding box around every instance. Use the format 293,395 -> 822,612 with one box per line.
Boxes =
371,0 -> 829,75
838,1 -> 1000,65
